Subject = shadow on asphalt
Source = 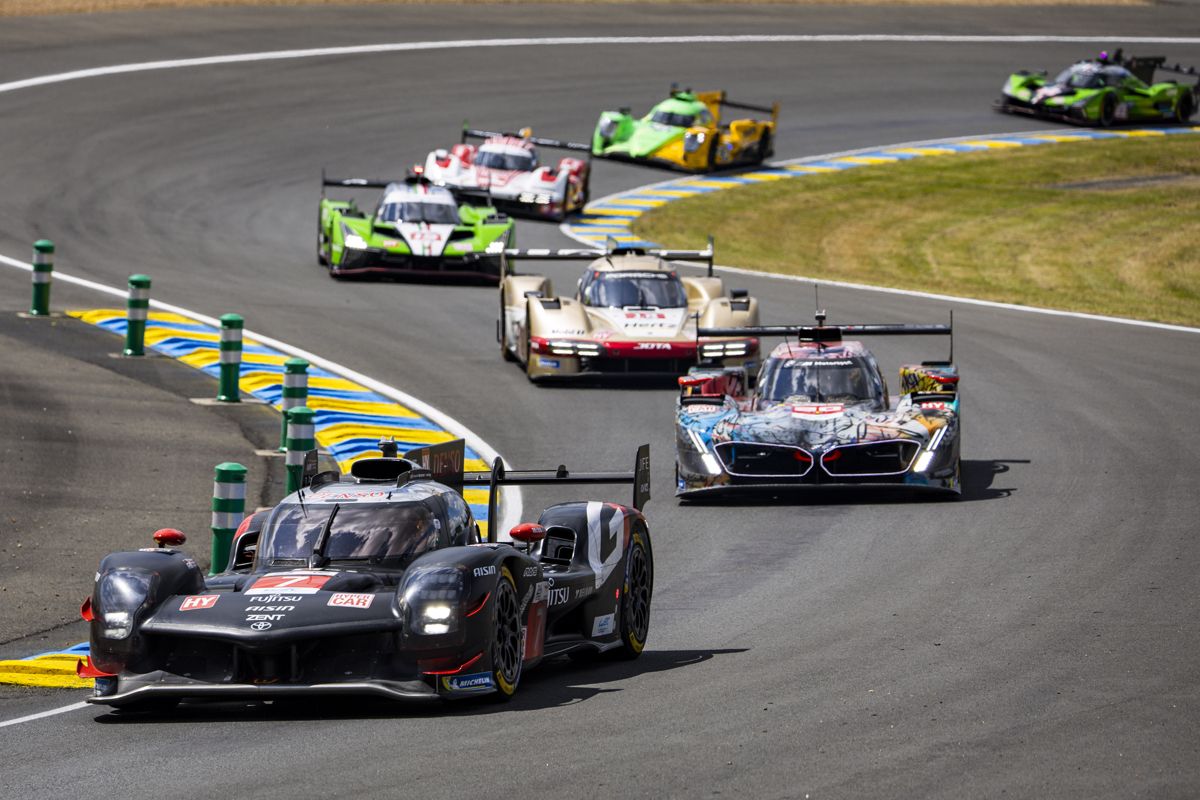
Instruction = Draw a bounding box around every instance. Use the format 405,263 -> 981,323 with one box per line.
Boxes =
677,458 -> 1027,507
87,648 -> 747,723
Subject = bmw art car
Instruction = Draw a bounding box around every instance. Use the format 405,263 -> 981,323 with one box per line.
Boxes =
422,126 -> 591,221
78,440 -> 653,709
318,173 -> 514,280
592,86 -> 778,172
499,241 -> 759,382
675,314 -> 961,498
996,50 -> 1198,126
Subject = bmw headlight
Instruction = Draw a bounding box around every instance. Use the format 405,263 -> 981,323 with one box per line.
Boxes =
97,569 -> 153,640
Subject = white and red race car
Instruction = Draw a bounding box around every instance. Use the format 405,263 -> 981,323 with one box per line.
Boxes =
422,126 -> 591,222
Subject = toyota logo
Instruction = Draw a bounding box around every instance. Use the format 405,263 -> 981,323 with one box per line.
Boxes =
250,621 -> 272,631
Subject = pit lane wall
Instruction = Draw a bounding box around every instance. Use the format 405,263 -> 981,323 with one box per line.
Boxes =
564,126 -> 1200,248
0,310 -> 494,690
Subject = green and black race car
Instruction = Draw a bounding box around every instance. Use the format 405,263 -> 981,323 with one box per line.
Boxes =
318,173 -> 515,281
996,51 -> 1199,126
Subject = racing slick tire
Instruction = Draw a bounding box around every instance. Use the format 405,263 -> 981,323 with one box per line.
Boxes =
755,131 -> 773,165
499,300 -> 517,362
487,566 -> 523,701
612,525 -> 653,660
1176,91 -> 1195,123
1098,93 -> 1117,127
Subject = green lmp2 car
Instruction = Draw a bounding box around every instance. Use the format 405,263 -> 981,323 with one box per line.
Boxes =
592,87 -> 777,172
318,173 -> 514,281
996,51 -> 1199,126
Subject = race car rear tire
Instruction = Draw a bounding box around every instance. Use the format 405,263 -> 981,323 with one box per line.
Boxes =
487,566 -> 523,701
755,132 -> 773,165
1176,92 -> 1195,123
1098,93 -> 1117,127
612,527 -> 652,660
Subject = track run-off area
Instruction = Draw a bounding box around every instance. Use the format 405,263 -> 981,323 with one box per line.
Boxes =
1,6 -> 1198,797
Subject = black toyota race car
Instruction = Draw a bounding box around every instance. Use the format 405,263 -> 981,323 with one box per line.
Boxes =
78,440 -> 652,709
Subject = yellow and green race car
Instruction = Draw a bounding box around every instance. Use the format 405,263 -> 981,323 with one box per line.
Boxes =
592,86 -> 778,172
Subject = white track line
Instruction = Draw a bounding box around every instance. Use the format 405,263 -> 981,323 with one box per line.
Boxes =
3,34 -> 1200,94
563,130 -> 1200,336
0,702 -> 89,729
0,253 -> 524,533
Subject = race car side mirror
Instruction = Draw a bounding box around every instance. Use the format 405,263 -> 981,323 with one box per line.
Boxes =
509,523 -> 547,544
153,528 -> 187,548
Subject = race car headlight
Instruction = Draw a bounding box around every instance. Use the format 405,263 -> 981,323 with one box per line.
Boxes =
400,566 -> 464,635
683,131 -> 707,153
96,569 -> 153,640
548,340 -> 602,357
485,241 -> 505,254
599,118 -> 618,139
518,192 -> 554,205
686,428 -> 709,454
343,233 -> 368,250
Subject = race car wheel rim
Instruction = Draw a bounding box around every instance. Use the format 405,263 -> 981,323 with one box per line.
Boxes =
493,572 -> 522,691
626,536 -> 651,646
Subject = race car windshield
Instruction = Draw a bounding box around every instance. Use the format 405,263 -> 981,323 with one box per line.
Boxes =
260,502 -> 439,567
475,151 -> 535,171
378,202 -> 461,225
650,111 -> 695,128
584,272 -> 687,308
1054,65 -> 1104,89
757,357 -> 877,404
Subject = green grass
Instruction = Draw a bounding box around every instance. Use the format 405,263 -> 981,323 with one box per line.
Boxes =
633,135 -> 1200,327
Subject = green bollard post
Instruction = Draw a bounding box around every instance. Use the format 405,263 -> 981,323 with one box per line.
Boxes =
217,313 -> 243,402
123,274 -> 151,356
279,358 -> 310,451
210,462 -> 247,574
285,406 -> 316,495
29,240 -> 54,316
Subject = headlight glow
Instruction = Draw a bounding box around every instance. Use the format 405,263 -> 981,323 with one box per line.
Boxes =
344,234 -> 368,250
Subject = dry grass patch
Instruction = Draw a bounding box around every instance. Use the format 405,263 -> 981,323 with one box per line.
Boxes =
633,135 -> 1200,327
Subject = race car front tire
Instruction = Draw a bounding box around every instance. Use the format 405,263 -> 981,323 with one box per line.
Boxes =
487,566 -> 523,701
1098,93 -> 1117,127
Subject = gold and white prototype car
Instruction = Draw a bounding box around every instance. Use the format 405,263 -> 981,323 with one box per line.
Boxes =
498,242 -> 760,382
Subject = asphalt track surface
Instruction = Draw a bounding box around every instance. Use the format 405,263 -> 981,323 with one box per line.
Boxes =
2,6 -> 1199,797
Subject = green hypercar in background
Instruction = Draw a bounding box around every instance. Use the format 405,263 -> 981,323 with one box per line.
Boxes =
592,86 -> 778,172
996,51 -> 1198,126
318,173 -> 514,281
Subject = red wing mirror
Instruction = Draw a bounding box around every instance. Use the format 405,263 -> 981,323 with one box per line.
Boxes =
153,528 -> 187,548
80,596 -> 94,622
509,523 -> 547,544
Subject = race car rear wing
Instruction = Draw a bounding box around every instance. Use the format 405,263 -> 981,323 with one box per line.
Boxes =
700,310 -> 954,360
669,84 -> 779,123
322,169 -> 504,211
503,235 -> 716,275
1120,54 -> 1200,88
462,125 -> 592,153
464,444 -> 651,542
